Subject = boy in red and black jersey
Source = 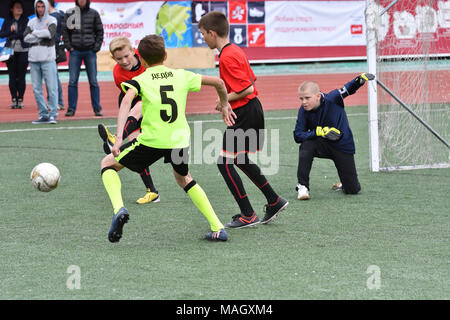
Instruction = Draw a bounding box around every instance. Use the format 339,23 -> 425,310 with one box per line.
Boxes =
199,12 -> 288,228
98,37 -> 159,204
111,44 -> 146,141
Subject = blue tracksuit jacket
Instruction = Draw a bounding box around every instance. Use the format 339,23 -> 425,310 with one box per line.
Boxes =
293,76 -> 365,154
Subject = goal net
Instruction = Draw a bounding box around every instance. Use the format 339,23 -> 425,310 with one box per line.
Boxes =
366,0 -> 450,171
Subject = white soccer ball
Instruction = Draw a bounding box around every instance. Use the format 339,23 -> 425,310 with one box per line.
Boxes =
30,162 -> 61,192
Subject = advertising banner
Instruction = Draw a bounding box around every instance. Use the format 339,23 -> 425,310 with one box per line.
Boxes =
56,0 -> 369,58
375,0 -> 450,57
264,1 -> 366,47
57,1 -> 164,50
0,0 -> 448,65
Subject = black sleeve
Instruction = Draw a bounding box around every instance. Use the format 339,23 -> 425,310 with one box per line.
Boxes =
48,22 -> 57,40
342,76 -> 365,97
119,84 -> 142,110
17,17 -> 29,41
122,80 -> 141,96
93,11 -> 104,52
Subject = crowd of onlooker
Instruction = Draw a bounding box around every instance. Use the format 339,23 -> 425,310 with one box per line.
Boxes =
0,0 -> 104,123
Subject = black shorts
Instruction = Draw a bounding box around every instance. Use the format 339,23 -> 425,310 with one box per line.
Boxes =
116,139 -> 189,176
222,97 -> 265,155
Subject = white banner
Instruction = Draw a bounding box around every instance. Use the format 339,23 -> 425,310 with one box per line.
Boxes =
57,1 -> 164,51
265,1 -> 366,47
47,0 -> 370,62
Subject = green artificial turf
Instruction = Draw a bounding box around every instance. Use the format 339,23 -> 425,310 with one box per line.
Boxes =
0,107 -> 448,300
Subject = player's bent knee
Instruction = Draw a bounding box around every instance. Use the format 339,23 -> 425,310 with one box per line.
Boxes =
173,170 -> 192,189
101,154 -> 122,171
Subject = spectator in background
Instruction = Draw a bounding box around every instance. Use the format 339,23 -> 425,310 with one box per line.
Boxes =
0,0 -> 30,109
47,0 -> 65,110
62,0 -> 104,117
24,0 -> 58,124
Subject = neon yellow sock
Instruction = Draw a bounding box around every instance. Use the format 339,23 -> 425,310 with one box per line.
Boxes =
101,169 -> 124,214
187,183 -> 224,232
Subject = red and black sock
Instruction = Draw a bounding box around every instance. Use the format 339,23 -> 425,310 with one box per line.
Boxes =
217,156 -> 255,217
139,167 -> 157,193
234,153 -> 279,205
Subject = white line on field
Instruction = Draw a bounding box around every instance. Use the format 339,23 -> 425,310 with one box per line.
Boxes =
0,113 -> 369,134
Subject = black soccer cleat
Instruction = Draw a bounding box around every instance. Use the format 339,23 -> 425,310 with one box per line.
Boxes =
225,213 -> 260,229
108,207 -> 129,243
98,124 -> 116,155
261,197 -> 289,224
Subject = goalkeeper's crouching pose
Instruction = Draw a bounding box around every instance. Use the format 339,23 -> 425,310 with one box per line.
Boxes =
293,73 -> 375,200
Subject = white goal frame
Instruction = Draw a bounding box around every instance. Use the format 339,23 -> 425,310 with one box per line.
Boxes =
365,0 -> 450,172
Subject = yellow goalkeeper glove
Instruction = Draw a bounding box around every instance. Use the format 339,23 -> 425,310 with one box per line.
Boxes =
356,72 -> 375,84
316,126 -> 342,141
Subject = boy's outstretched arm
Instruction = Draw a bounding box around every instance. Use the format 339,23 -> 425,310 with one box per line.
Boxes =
201,75 -> 237,126
112,88 -> 136,156
340,72 -> 375,98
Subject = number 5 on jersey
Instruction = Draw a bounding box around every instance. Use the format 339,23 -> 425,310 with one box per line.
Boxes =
160,85 -> 178,123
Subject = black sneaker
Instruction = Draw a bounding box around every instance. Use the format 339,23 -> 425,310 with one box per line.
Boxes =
108,207 -> 129,243
225,213 -> 260,229
94,109 -> 103,116
65,109 -> 75,117
261,197 -> 289,224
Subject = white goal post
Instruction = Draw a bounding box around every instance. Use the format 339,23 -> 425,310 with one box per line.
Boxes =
365,0 -> 450,172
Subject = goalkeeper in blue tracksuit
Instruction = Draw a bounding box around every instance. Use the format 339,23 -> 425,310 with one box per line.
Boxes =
293,73 -> 375,200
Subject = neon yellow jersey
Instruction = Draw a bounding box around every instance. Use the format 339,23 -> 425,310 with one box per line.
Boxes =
121,65 -> 201,149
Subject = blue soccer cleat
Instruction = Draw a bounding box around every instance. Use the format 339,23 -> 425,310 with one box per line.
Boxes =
204,228 -> 228,241
108,207 -> 129,243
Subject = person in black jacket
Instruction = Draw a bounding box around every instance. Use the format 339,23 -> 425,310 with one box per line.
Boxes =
62,0 -> 104,116
0,0 -> 30,109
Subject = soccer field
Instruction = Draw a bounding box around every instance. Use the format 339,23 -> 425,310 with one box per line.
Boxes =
0,107 -> 449,300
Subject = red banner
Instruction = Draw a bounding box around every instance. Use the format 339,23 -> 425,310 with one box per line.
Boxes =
376,0 -> 450,57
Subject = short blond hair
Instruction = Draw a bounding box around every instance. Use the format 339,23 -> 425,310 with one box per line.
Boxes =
109,37 -> 133,55
298,81 -> 320,94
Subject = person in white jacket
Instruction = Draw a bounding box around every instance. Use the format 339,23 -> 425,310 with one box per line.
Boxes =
24,0 -> 58,124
